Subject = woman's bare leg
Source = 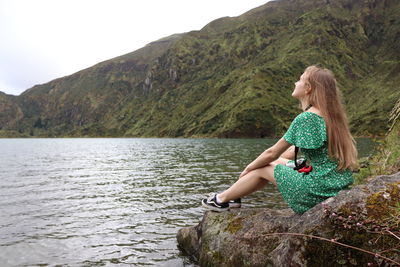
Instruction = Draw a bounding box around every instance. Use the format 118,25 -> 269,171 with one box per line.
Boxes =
215,147 -> 294,203
218,159 -> 287,203
217,169 -> 270,203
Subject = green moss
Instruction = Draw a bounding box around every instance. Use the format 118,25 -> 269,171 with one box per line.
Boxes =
224,214 -> 244,234
305,221 -> 398,266
366,182 -> 400,224
321,181 -> 400,266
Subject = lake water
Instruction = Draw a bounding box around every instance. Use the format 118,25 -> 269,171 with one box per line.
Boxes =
0,138 -> 375,266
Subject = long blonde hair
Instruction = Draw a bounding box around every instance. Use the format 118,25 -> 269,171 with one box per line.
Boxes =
304,66 -> 358,171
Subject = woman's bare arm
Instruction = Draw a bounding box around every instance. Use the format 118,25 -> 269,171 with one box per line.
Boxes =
239,138 -> 292,178
280,145 -> 295,160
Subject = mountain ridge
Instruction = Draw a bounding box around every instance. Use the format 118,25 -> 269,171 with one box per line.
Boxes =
1,0 -> 399,137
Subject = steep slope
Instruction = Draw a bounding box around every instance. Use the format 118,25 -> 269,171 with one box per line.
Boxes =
1,0 -> 399,137
0,92 -> 23,136
12,34 -> 184,137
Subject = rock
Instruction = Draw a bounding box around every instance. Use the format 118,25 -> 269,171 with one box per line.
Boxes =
177,172 -> 400,266
143,71 -> 153,92
169,68 -> 178,82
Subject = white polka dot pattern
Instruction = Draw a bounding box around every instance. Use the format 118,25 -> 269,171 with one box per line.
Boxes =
274,112 -> 353,214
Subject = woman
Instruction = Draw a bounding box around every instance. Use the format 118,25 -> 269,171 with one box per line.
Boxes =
202,65 -> 358,214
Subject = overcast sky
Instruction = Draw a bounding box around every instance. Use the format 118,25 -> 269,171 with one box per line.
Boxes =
0,0 -> 269,96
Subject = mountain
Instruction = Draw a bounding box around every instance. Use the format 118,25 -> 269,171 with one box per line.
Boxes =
0,92 -> 25,136
1,0 -> 399,138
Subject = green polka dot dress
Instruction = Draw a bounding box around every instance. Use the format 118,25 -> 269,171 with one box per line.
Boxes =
274,112 -> 353,214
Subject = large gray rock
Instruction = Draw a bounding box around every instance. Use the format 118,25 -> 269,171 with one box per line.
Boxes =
177,172 -> 400,266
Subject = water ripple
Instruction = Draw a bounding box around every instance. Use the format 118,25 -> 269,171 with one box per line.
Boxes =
0,138 -> 375,266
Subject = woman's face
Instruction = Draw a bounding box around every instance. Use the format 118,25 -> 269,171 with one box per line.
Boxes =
292,73 -> 309,100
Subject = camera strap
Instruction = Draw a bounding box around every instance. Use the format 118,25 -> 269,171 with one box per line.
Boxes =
293,146 -> 312,174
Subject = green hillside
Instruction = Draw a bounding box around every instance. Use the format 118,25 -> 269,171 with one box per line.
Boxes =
1,0 -> 399,138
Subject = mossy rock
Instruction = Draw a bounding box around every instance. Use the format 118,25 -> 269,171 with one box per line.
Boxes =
177,172 -> 400,266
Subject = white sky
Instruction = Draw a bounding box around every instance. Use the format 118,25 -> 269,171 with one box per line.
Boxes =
0,0 -> 269,96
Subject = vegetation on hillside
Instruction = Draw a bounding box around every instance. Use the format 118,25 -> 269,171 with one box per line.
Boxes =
0,0 -> 399,138
355,96 -> 400,183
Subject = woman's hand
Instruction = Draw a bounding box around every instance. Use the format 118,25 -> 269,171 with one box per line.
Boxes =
239,167 -> 250,179
238,138 -> 292,179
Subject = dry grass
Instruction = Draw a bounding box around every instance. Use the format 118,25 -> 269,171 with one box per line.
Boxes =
389,98 -> 400,132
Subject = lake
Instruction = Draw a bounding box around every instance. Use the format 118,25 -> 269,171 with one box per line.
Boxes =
0,138 -> 375,266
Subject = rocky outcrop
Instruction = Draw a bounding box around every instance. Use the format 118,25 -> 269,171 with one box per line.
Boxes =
177,172 -> 400,266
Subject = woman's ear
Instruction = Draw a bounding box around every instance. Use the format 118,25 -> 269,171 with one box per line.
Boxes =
305,83 -> 312,95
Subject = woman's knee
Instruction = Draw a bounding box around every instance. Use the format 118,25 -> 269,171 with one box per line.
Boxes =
273,157 -> 289,166
257,165 -> 277,185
